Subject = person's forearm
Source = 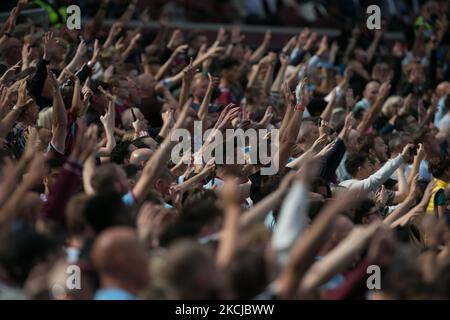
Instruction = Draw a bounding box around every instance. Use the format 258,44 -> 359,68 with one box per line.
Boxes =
383,195 -> 415,224
286,149 -> 313,170
247,64 -> 261,89
357,155 -> 404,193
63,54 -> 84,77
320,94 -> 336,122
82,155 -> 96,195
365,37 -> 380,65
263,64 -> 275,95
407,157 -> 421,187
179,78 -> 190,110
278,109 -> 303,170
51,85 -> 68,153
271,63 -> 288,93
132,137 -> 177,204
103,31 -> 116,50
120,42 -> 137,64
394,167 -> 408,203
155,52 -> 177,81
343,38 -> 357,64
239,188 -> 285,230
118,3 -> 136,26
216,203 -> 240,269
70,79 -> 82,117
0,35 -> 8,50
103,124 -> 116,154
272,181 -> 309,262
277,194 -> 349,299
249,40 -> 269,64
279,102 -> 295,141
299,224 -> 379,297
198,85 -> 213,120
357,95 -> 384,133
177,170 -> 210,193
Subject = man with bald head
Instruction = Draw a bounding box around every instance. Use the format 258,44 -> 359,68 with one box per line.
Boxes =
129,148 -> 154,169
353,81 -> 380,113
92,227 -> 149,300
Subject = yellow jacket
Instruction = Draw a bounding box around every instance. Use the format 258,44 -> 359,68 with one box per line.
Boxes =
426,178 -> 448,213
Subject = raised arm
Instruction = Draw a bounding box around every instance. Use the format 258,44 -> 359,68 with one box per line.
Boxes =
0,80 -> 33,139
277,189 -> 366,299
271,54 -> 289,93
347,145 -> 412,193
198,73 -> 219,121
357,80 -> 391,133
98,95 -> 116,157
216,178 -> 241,269
132,102 -> 192,204
154,44 -> 188,81
249,30 -> 271,64
178,59 -> 195,110
298,222 -> 381,298
48,68 -> 67,155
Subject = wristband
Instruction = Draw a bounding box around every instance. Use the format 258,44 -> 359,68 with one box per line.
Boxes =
12,105 -> 26,114
3,32 -> 12,38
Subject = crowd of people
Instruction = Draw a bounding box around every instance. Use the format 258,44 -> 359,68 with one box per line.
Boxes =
0,0 -> 450,300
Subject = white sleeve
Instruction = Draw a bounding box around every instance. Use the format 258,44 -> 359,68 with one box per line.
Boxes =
324,85 -> 344,102
347,155 -> 405,193
271,181 -> 309,266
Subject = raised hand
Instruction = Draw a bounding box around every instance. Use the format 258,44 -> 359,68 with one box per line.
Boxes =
89,39 -> 101,66
207,72 -> 220,89
43,31 -> 55,61
378,80 -> 391,100
167,29 -> 184,50
316,35 -> 328,57
0,60 -> 21,84
263,29 -> 272,45
75,37 -> 87,59
259,106 -> 274,127
295,76 -> 310,108
216,27 -> 227,45
46,66 -> 59,89
174,44 -> 189,55
230,26 -> 245,44
16,79 -> 33,109
283,81 -> 296,108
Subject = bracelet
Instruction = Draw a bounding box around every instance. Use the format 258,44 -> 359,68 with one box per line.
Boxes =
12,105 -> 25,114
